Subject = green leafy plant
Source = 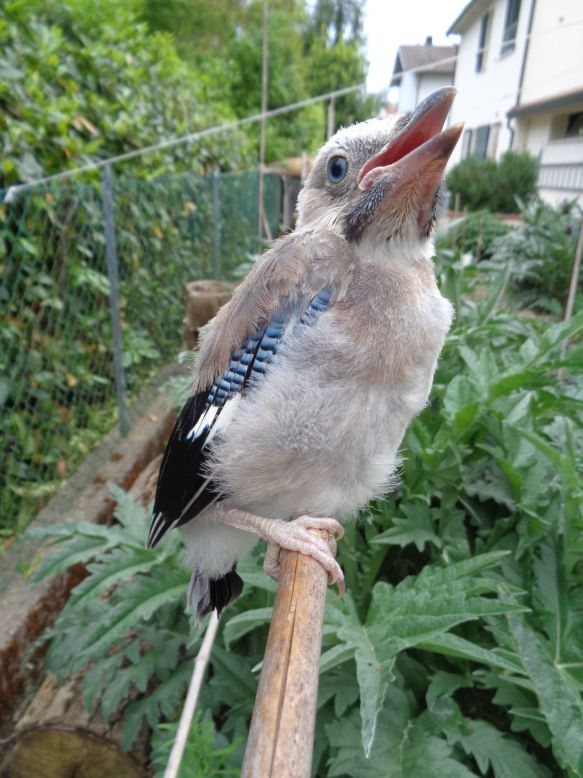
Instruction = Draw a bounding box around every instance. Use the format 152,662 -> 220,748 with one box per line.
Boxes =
150,712 -> 242,777
489,197 -> 583,312
29,484 -> 195,751
447,152 -> 538,213
30,255 -> 583,775
437,209 -> 512,261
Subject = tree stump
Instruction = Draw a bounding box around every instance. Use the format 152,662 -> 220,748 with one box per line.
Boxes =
183,280 -> 236,350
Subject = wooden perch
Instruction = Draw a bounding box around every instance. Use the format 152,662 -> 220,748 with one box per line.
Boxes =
241,530 -> 337,778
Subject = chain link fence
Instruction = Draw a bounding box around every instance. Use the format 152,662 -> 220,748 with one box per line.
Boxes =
0,169 -> 287,534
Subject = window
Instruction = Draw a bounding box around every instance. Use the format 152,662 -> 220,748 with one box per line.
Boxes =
565,112 -> 583,139
461,129 -> 473,159
550,112 -> 583,140
501,0 -> 521,55
474,125 -> 490,159
475,12 -> 491,72
487,123 -> 501,158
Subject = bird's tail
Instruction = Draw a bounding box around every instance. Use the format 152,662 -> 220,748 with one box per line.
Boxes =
187,565 -> 244,623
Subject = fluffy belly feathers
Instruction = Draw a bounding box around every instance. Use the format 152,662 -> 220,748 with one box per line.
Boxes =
209,327 -> 438,522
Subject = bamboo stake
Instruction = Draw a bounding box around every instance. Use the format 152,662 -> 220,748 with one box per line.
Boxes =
562,217 -> 583,328
558,216 -> 583,378
257,0 -> 269,241
164,611 -> 220,778
241,530 -> 337,778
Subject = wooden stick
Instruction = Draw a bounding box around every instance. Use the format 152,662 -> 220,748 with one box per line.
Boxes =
257,0 -> 269,241
563,217 -> 583,326
558,217 -> 583,377
164,610 -> 220,778
241,531 -> 336,778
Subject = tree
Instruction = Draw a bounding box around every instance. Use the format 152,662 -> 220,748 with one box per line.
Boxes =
304,39 -> 379,131
305,0 -> 365,47
228,0 -> 325,162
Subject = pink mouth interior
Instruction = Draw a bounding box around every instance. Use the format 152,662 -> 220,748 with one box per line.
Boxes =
359,99 -> 452,184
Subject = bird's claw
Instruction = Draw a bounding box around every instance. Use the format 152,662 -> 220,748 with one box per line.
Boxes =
261,515 -> 345,597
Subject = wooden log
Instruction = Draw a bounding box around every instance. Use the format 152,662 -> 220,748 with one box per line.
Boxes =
0,674 -> 145,777
0,728 -> 143,778
241,530 -> 336,778
0,455 -> 167,775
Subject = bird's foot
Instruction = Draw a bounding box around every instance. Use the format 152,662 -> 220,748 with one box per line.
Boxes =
261,515 -> 345,596
212,505 -> 345,595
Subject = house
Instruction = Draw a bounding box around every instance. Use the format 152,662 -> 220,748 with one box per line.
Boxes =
446,0 -> 583,204
390,38 -> 457,115
508,0 -> 583,205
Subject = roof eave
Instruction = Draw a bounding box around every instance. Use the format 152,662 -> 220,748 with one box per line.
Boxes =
508,88 -> 583,118
447,0 -> 486,34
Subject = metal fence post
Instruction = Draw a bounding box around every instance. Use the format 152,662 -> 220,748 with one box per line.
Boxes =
102,164 -> 130,436
212,166 -> 221,279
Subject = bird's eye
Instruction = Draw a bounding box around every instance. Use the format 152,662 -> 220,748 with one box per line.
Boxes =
327,156 -> 348,183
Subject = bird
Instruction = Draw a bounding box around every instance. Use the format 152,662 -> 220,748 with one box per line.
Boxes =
148,87 -> 462,622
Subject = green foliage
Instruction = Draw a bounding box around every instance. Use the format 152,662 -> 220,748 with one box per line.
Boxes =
324,552 -> 525,757
30,484 -> 196,751
488,198 -> 583,312
31,253 -> 583,775
151,712 -> 242,777
437,209 -> 512,261
305,0 -> 365,47
0,171 -> 282,535
135,0 -> 376,158
303,1 -> 379,131
447,152 -> 539,213
0,0 -> 250,187
227,1 -> 326,161
304,40 -> 380,131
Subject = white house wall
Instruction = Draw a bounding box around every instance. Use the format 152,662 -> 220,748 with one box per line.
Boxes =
397,72 -> 453,114
449,0 -> 535,165
519,0 -> 583,104
515,0 -> 583,205
417,74 -> 454,107
397,72 -> 419,113
515,112 -> 550,155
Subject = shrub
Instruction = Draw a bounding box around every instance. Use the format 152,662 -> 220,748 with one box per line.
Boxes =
0,0 -> 250,188
447,151 -> 538,213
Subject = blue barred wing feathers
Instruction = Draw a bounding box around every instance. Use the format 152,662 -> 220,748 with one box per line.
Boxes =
147,287 -> 333,549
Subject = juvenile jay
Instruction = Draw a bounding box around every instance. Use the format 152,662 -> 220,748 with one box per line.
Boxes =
148,87 -> 462,621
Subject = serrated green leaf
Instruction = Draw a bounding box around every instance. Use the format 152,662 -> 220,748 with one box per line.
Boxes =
74,567 -> 188,660
120,660 -> 193,751
520,310 -> 583,368
476,261 -> 512,324
455,718 -> 551,778
28,523 -> 121,582
319,642 -> 355,674
508,614 -> 583,774
223,607 -> 273,647
208,646 -> 257,709
326,699 -> 478,777
373,502 -> 442,552
417,632 -> 525,675
328,553 -> 522,757
68,546 -> 159,608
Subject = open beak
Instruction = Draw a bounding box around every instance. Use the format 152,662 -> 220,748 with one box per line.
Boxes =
357,87 -> 463,194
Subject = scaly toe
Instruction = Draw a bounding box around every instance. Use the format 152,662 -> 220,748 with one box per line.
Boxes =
263,542 -> 281,581
295,515 -> 345,540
